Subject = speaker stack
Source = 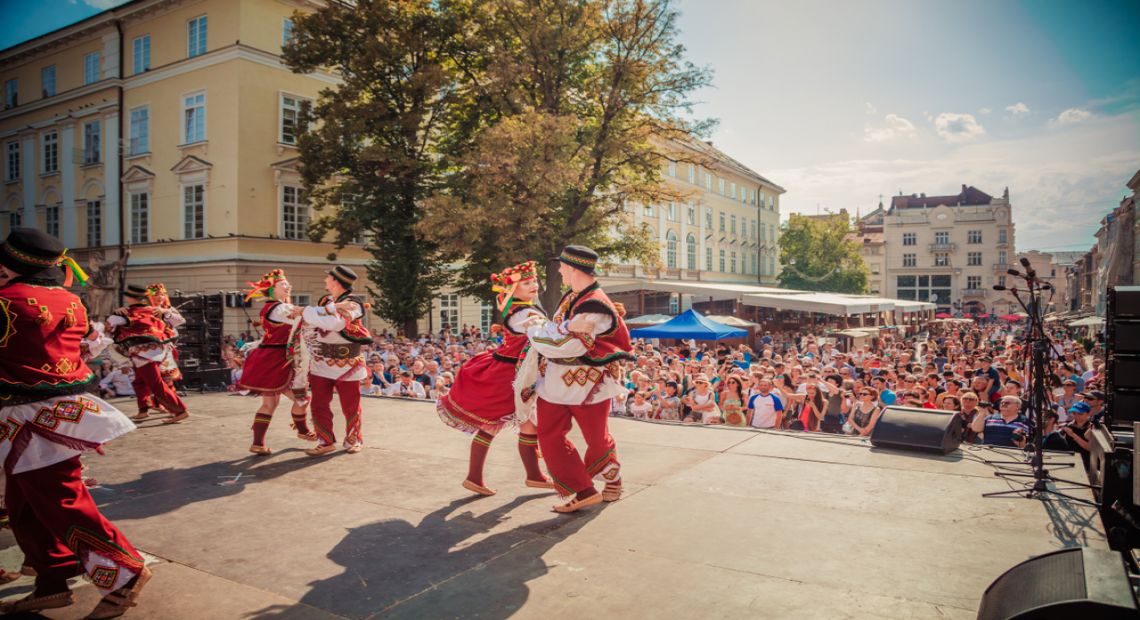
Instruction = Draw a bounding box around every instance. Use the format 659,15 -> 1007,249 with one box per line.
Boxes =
170,293 -> 224,376
1107,285 -> 1140,430
977,547 -> 1138,619
869,406 -> 963,455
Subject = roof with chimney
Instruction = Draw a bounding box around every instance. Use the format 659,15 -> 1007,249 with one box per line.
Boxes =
888,184 -> 997,212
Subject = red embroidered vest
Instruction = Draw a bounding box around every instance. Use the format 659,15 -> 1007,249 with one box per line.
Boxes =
258,301 -> 291,347
112,305 -> 172,347
0,281 -> 95,401
554,283 -> 633,366
318,292 -> 372,343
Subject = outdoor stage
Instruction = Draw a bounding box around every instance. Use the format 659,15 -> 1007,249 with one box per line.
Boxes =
0,393 -> 1107,619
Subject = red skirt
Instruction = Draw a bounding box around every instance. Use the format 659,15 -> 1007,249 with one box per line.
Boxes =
437,351 -> 517,434
239,345 -> 292,392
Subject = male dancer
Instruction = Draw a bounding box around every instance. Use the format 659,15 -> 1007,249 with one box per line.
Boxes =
302,265 -> 371,456
526,246 -> 634,513
107,283 -> 189,423
0,228 -> 150,617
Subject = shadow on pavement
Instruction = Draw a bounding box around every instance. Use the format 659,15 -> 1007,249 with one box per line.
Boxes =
247,494 -> 602,620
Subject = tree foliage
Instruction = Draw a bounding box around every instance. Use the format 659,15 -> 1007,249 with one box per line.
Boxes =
777,216 -> 869,294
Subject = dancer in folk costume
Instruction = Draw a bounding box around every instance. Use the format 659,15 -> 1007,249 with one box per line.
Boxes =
0,228 -> 151,618
237,269 -> 318,455
106,283 -> 189,423
436,261 -> 554,496
523,246 -> 634,513
302,265 -> 372,457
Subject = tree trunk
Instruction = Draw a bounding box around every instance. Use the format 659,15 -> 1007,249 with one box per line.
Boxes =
541,257 -> 564,315
403,317 -> 419,339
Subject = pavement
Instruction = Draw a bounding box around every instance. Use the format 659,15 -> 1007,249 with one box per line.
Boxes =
0,392 -> 1107,619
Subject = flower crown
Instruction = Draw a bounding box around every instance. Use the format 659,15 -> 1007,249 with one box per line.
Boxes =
490,261 -> 537,295
146,283 -> 170,307
244,268 -> 287,302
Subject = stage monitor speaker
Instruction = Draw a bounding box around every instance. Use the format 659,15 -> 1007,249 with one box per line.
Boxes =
977,547 -> 1138,619
869,406 -> 963,455
1109,285 -> 1140,318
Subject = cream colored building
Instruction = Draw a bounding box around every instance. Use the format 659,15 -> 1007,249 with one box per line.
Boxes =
882,185 -> 1016,315
850,204 -> 886,296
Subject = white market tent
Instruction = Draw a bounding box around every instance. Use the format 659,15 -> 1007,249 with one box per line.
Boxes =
705,315 -> 761,327
742,292 -> 887,315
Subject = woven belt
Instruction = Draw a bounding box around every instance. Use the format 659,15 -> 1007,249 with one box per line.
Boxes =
492,352 -> 520,364
317,342 -> 362,359
258,343 -> 287,349
546,356 -> 587,366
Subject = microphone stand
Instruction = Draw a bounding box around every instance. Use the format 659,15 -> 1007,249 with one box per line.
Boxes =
981,265 -> 1096,506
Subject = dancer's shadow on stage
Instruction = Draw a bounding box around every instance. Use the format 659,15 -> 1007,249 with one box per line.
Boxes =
94,449 -> 335,522
246,494 -> 602,620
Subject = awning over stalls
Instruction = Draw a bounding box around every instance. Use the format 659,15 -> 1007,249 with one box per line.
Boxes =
742,292 -> 891,316
603,280 -> 789,302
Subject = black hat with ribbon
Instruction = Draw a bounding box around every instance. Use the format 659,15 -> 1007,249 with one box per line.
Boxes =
0,227 -> 89,286
328,264 -> 358,288
558,245 -> 599,275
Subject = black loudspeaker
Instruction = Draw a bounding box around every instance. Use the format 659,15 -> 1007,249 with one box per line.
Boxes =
1108,286 -> 1140,428
977,547 -> 1138,619
869,406 -> 963,455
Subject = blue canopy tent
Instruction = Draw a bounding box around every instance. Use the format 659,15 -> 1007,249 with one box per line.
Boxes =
629,309 -> 748,341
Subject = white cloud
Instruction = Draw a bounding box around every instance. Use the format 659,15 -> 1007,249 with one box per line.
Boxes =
933,112 -> 986,143
863,114 -> 917,143
81,0 -> 127,9
1005,102 -> 1030,115
864,102 -> 877,115
1050,107 -> 1094,127
978,107 -> 992,115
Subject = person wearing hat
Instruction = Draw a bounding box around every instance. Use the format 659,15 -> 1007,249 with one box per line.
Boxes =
299,264 -> 372,456
1058,401 -> 1094,466
105,282 -> 189,423
524,245 -> 635,513
1079,390 -> 1107,425
436,261 -> 555,496
237,269 -> 318,455
0,228 -> 151,617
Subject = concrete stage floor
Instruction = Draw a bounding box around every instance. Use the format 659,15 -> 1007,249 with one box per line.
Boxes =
0,393 -> 1107,619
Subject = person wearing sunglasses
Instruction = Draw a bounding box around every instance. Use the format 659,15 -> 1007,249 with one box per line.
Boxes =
969,395 -> 1029,448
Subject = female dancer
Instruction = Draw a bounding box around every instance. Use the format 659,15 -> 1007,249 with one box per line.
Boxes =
437,262 -> 554,496
238,269 -> 317,455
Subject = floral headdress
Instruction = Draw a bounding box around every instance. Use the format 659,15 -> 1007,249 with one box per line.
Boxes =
146,282 -> 170,307
489,261 -> 537,316
244,268 -> 287,302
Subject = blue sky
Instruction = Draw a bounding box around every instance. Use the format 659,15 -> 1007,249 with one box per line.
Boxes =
4,0 -> 1138,251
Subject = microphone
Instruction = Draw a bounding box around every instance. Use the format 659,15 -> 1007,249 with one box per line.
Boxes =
993,285 -> 1006,291
1007,268 -> 1022,277
1019,257 -> 1036,278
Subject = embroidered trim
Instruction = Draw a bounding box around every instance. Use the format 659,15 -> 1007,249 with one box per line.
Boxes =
65,526 -> 145,572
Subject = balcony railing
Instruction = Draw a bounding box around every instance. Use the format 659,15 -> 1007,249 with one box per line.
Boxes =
992,263 -> 1010,274
961,288 -> 987,298
928,242 -> 957,252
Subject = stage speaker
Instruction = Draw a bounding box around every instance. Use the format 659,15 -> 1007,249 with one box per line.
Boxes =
977,547 -> 1138,619
1108,287 -> 1140,428
869,406 -> 962,455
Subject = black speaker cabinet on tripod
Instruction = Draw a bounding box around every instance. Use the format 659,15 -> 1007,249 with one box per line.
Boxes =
869,406 -> 963,455
1107,285 -> 1140,430
977,546 -> 1138,619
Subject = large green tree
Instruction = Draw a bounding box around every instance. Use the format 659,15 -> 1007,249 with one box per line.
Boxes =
421,0 -> 713,310
777,216 -> 869,293
283,0 -> 458,336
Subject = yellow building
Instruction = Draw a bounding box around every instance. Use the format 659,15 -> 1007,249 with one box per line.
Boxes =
0,0 -> 377,336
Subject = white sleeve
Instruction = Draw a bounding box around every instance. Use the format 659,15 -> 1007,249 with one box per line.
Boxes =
507,307 -> 546,333
106,315 -> 127,327
268,302 -> 297,325
303,304 -> 347,331
526,312 -> 611,358
163,307 -> 186,328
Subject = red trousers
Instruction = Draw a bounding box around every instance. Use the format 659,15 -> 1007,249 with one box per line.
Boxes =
309,374 -> 362,447
536,398 -> 620,497
133,362 -> 187,414
6,456 -> 143,593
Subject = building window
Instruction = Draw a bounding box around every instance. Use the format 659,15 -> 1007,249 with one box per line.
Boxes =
188,15 -> 208,58
86,201 -> 102,247
5,142 -> 18,181
83,121 -> 100,165
896,274 -> 951,303
705,208 -> 712,229
967,252 -> 982,266
687,205 -> 695,225
133,35 -> 151,74
997,275 -> 1006,288
42,131 -> 58,174
282,18 -> 294,46
902,253 -> 916,267
129,106 -> 149,154
934,231 -> 949,245
643,204 -> 654,217
998,251 -> 1006,265
183,184 -> 205,239
280,94 -> 307,144
998,228 -> 1007,244
479,301 -> 494,336
719,211 -> 725,232
292,294 -> 310,307
730,214 -> 736,234
84,52 -> 100,84
902,232 -> 916,246
967,230 -> 982,244
665,230 -> 677,268
706,247 -> 713,271
718,178 -> 725,196
668,160 -> 676,177
183,92 -> 206,144
282,185 -> 309,240
3,79 -> 16,108
729,182 -> 736,199
667,201 -> 676,221
130,192 -> 148,243
967,275 -> 982,290
751,254 -> 757,274
686,233 -> 697,269
41,66 -> 55,97
719,249 -> 726,272
751,220 -> 757,240
750,189 -> 756,205
438,294 -> 459,333
688,163 -> 695,184
704,172 -> 712,190
934,253 -> 949,267
730,251 -> 737,274
45,206 -> 60,237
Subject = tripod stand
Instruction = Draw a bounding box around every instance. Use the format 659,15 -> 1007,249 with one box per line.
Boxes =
981,262 -> 1097,506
